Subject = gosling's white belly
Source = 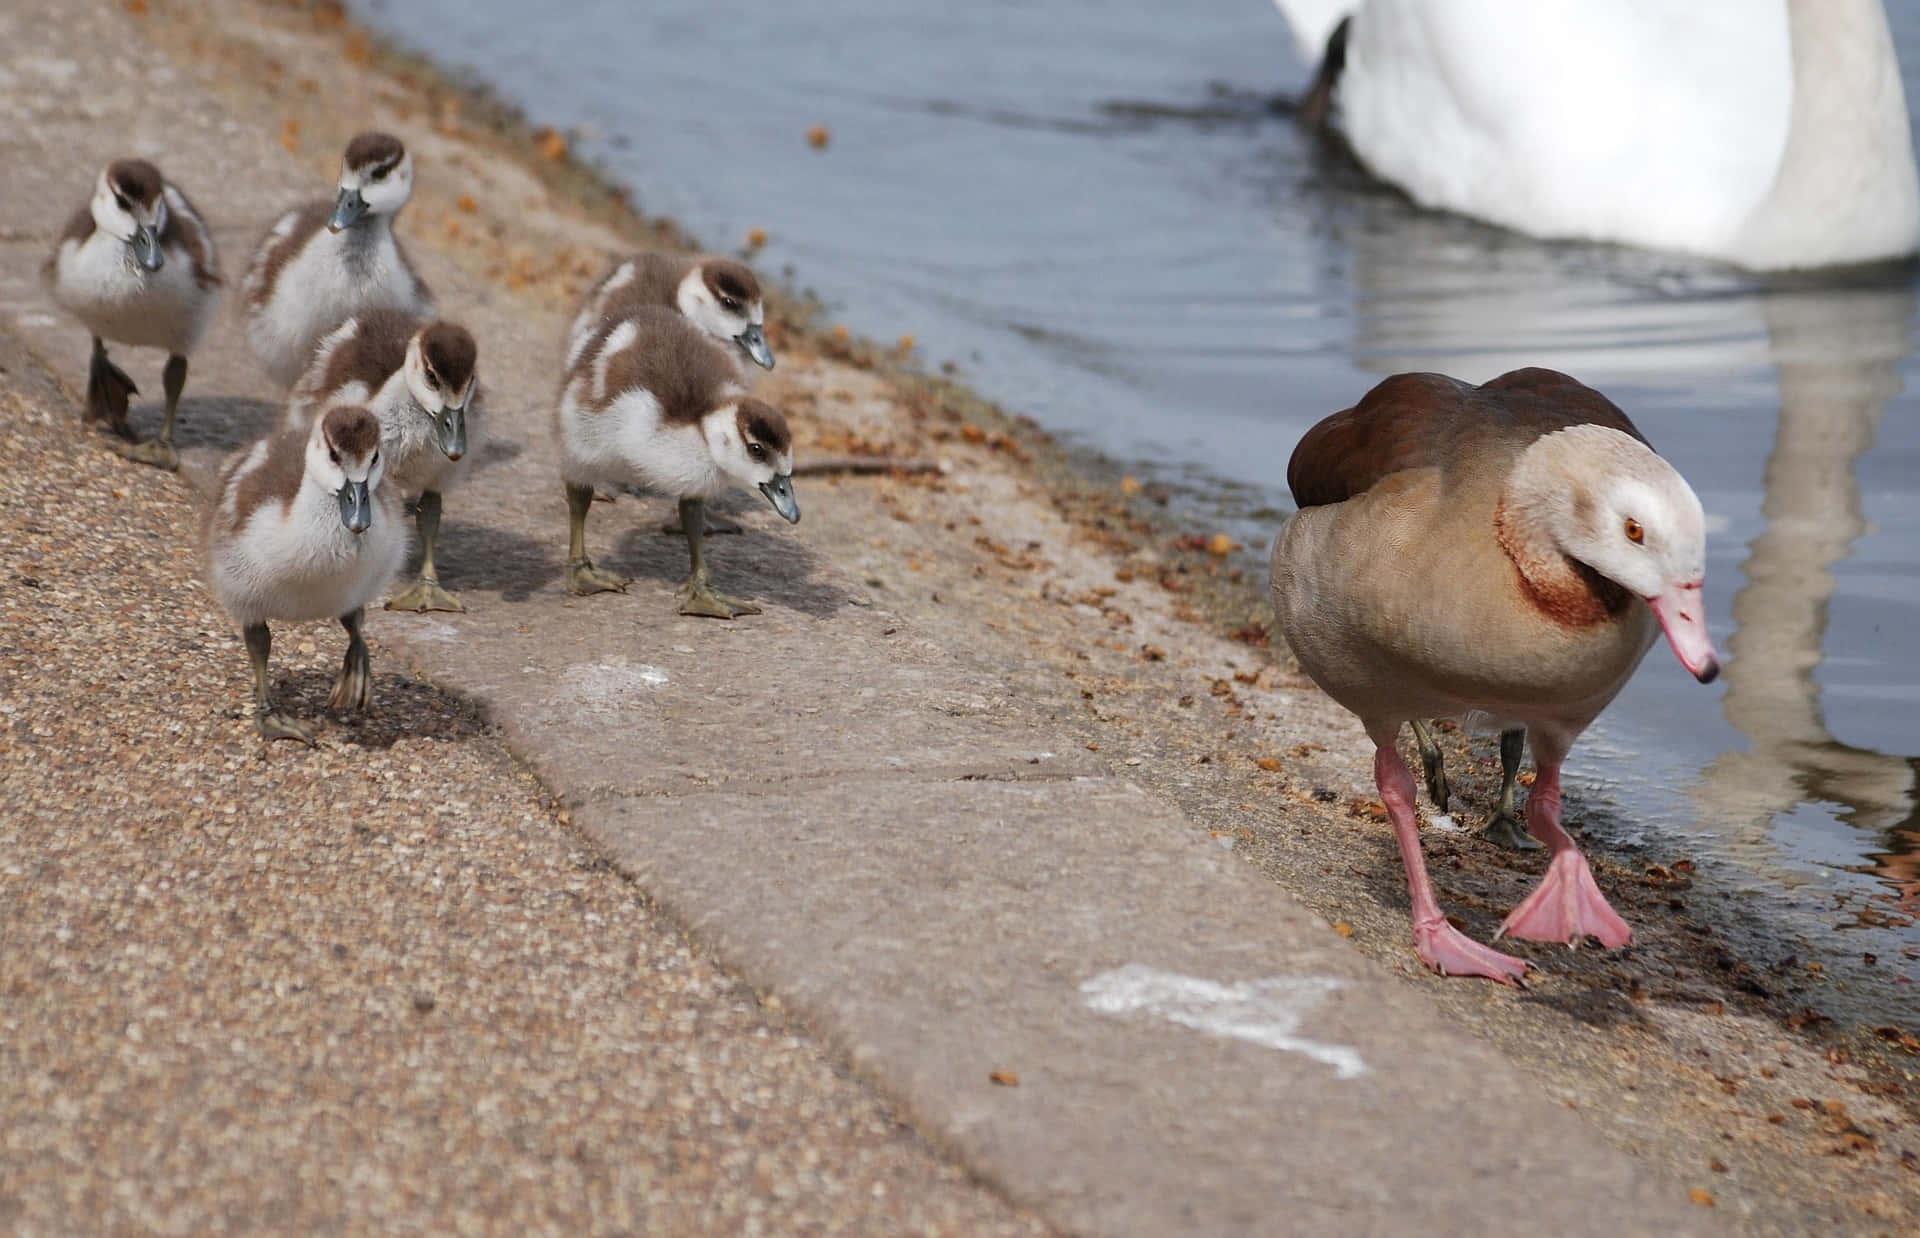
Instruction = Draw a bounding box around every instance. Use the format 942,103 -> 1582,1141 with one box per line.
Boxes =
50,235 -> 216,355
557,385 -> 726,498
248,227 -> 430,387
211,492 -> 409,627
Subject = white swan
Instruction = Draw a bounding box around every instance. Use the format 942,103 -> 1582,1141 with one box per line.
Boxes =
1273,0 -> 1920,270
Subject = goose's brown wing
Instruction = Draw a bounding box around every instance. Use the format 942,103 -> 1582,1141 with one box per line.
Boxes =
1286,367 -> 1646,509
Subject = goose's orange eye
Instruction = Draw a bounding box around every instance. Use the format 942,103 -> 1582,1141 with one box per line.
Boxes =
1624,518 -> 1644,544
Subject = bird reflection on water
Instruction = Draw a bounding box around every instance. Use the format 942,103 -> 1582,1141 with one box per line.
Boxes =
1693,279 -> 1920,912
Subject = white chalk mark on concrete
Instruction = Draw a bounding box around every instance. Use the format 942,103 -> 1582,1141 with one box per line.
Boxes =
1081,964 -> 1366,1079
396,619 -> 464,644
563,658 -> 670,711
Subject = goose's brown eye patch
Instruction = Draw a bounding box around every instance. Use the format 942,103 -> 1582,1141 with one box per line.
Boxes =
1624,517 -> 1644,544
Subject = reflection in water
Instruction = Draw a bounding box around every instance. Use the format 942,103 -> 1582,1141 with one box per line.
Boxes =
1693,283 -> 1920,907
1332,177 -> 1776,383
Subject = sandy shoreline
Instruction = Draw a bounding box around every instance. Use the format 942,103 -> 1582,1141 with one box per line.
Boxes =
3,0 -> 1918,1229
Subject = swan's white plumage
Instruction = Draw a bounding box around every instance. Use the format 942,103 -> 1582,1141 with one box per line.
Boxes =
1275,0 -> 1920,270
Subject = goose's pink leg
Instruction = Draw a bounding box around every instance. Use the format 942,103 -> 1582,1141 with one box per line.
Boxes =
1374,743 -> 1531,984
1495,761 -> 1632,948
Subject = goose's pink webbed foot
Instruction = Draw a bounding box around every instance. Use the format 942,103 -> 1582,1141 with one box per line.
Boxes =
1375,743 -> 1532,985
1414,912 -> 1532,984
1497,850 -> 1632,947
1495,761 -> 1632,948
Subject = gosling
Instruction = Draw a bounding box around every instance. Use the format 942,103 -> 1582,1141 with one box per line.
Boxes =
205,404 -> 408,743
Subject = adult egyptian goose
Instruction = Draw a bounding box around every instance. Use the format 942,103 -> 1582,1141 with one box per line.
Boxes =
204,404 -> 408,743
242,132 -> 434,387
43,158 -> 221,470
1277,0 -> 1920,270
288,309 -> 478,613
557,305 -> 799,618
1269,368 -> 1720,983
565,252 -> 774,373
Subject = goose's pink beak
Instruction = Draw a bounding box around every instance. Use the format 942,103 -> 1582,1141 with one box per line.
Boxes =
1646,581 -> 1719,684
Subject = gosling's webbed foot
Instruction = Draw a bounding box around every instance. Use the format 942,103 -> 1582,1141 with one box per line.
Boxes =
386,576 -> 467,613
567,558 -> 632,596
659,514 -> 744,536
106,436 -> 179,472
85,350 -> 139,435
1481,727 -> 1536,849
256,709 -> 317,746
327,636 -> 372,713
1480,810 -> 1542,851
1420,755 -> 1450,814
1407,719 -> 1450,812
677,579 -> 761,619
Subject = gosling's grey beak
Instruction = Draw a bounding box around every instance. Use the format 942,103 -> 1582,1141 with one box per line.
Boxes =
328,186 -> 368,233
132,225 -> 163,272
759,472 -> 800,524
737,322 -> 774,370
435,404 -> 468,461
337,478 -> 372,533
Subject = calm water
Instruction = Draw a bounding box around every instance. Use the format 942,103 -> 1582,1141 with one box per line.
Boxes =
357,0 -> 1920,1013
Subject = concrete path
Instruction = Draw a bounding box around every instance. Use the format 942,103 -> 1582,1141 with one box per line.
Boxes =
0,2 -> 1705,1232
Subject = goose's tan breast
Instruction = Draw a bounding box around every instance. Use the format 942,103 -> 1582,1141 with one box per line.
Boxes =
1272,467 -> 1656,728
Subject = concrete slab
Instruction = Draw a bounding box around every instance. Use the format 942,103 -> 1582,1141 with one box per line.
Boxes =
582,777 -> 1701,1236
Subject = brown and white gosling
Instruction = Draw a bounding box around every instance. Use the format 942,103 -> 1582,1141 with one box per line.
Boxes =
205,404 -> 408,743
557,305 -> 799,618
1270,367 -> 1720,985
288,309 -> 478,613
565,251 -> 774,373
242,131 -> 433,387
44,158 -> 221,471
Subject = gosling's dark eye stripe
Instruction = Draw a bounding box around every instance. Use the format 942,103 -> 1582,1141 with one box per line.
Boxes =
370,160 -> 401,179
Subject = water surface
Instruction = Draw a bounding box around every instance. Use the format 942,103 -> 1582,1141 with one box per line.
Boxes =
356,0 -> 1920,1016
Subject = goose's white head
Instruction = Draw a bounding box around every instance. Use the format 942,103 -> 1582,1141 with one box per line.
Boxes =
677,259 -> 774,370
328,132 -> 414,232
92,159 -> 169,272
308,405 -> 387,534
1518,424 -> 1719,682
701,397 -> 799,522
403,321 -> 477,461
